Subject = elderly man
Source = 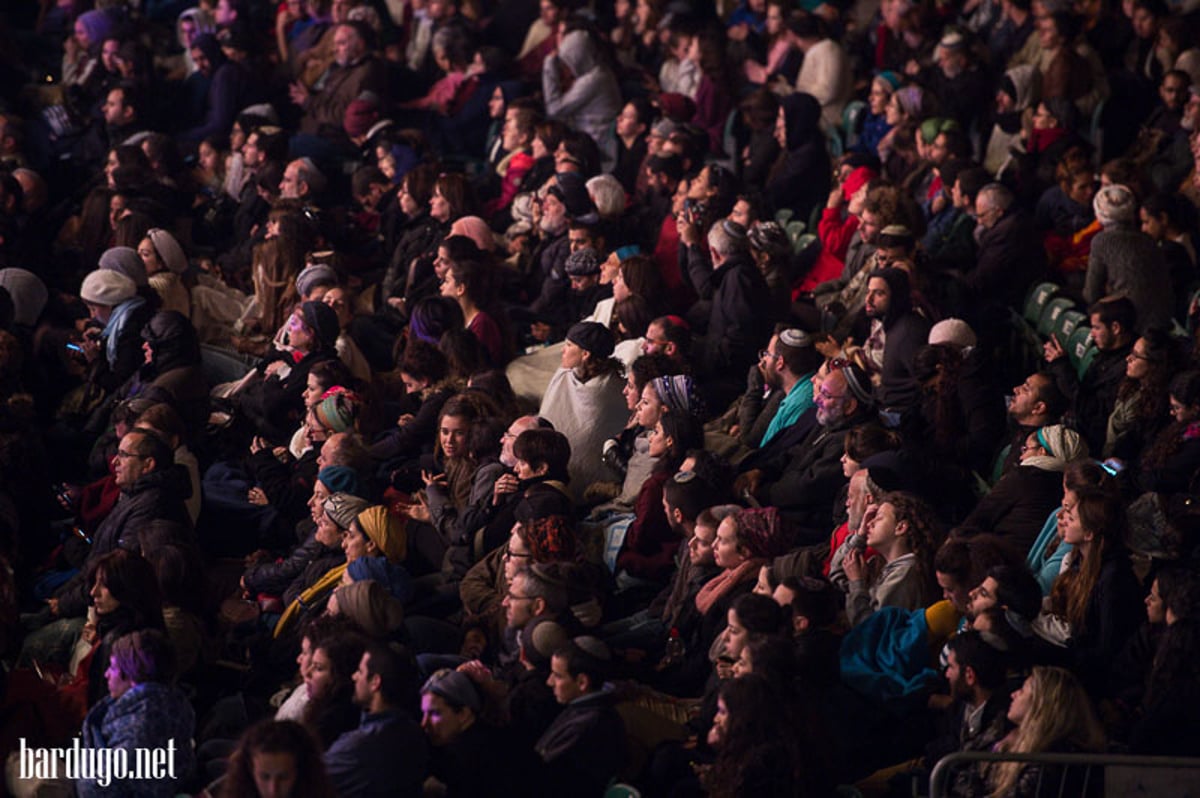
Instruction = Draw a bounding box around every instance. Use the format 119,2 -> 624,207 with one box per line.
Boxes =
684,219 -> 773,409
291,22 -> 386,136
965,183 -> 1045,313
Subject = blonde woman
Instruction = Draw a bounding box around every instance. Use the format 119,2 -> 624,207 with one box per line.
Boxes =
988,666 -> 1106,797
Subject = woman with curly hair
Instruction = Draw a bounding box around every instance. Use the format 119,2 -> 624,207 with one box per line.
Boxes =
1047,485 -> 1142,689
1135,370 -> 1200,495
844,490 -> 941,625
1105,328 -> 1179,460
220,718 -> 335,798
988,666 -> 1105,797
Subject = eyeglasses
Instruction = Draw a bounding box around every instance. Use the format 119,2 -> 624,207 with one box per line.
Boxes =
758,349 -> 779,360
505,591 -> 534,602
114,450 -> 148,460
503,544 -> 531,560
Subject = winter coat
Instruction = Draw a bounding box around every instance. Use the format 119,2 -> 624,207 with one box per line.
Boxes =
324,710 -> 428,798
534,687 -> 627,798
966,209 -> 1047,312
1084,225 -> 1173,332
77,682 -> 195,798
688,248 -> 773,380
961,465 -> 1064,553
765,93 -> 831,225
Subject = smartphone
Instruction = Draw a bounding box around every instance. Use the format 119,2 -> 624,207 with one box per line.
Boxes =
66,342 -> 83,353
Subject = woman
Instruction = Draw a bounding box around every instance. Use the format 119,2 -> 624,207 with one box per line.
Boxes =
747,221 -> 792,321
248,202 -> 315,345
743,0 -> 802,86
539,322 -> 629,502
1105,328 -> 1177,459
844,491 -> 940,625
137,228 -> 190,318
688,29 -> 735,153
988,667 -> 1106,797
877,85 -> 924,177
614,413 -> 704,587
77,630 -> 194,797
719,593 -> 787,679
542,30 -> 621,169
1046,485 -> 1143,689
402,393 -> 486,544
1027,459 -> 1114,595
235,301 -> 341,446
302,630 -> 366,749
440,259 -> 507,366
129,311 -> 208,438
1136,370 -> 1200,495
382,165 -> 443,312
1129,569 -> 1200,754
342,504 -> 408,568
766,92 -> 831,225
859,71 -> 900,157
220,718 -> 335,798
77,268 -> 154,398
961,424 -> 1086,553
369,340 -> 455,471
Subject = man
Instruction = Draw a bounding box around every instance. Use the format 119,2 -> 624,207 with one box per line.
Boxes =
325,643 -> 428,797
561,248 -> 609,337
927,163 -> 989,272
292,22 -> 386,136
614,98 -> 652,193
101,83 -> 147,148
741,363 -> 874,540
1149,82 -> 1200,192
859,267 -> 931,413
1084,185 -> 1172,331
537,637 -> 627,796
55,430 -> 190,619
280,157 -> 327,201
641,315 -> 691,369
747,328 -> 822,451
919,30 -> 991,131
1044,296 -> 1136,453
525,179 -> 583,328
685,219 -> 773,408
966,183 -> 1046,314
922,631 -> 1011,796
999,371 -> 1067,475
503,566 -> 568,635
966,565 -> 1044,624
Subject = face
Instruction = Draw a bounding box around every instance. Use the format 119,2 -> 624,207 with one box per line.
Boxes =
501,109 -> 526,152
612,268 -> 631,302
937,571 -> 971,614
1145,578 -> 1166,624
1125,336 -> 1155,380
1170,394 -> 1200,423
503,525 -> 532,582
616,103 -> 644,140
548,654 -> 584,704
305,647 -> 335,700
243,133 -> 264,168
421,693 -> 471,746
91,572 -> 119,614
1037,15 -> 1060,49
251,751 -> 297,798
869,81 -> 891,115
351,651 -> 373,707
866,501 -> 904,549
430,186 -> 451,221
1019,432 -> 1047,464
280,162 -> 303,199
113,433 -> 152,489
815,371 -> 850,427
342,524 -> 371,562
968,576 -> 1001,618
1089,313 -> 1119,351
865,277 -> 891,318
102,89 -> 128,127
287,311 -> 314,352
885,93 -> 903,126
503,572 -> 538,630
1161,74 -> 1189,111
439,414 -> 469,459
647,420 -> 671,459
689,522 -> 717,566
333,25 -> 361,66
725,607 -> 751,658
309,479 -> 332,522
858,209 -> 883,244
774,106 -> 787,149
623,373 -> 642,411
714,517 -> 746,570
439,270 -> 462,301
1009,374 -> 1047,422
560,338 -> 585,371
190,46 -> 212,78
708,697 -> 729,747
488,86 -> 506,120
1140,207 -> 1167,240
1008,676 -> 1034,724
636,383 -> 666,429
514,457 -> 543,481
398,180 -> 419,215
1132,5 -> 1158,39
540,191 -> 567,233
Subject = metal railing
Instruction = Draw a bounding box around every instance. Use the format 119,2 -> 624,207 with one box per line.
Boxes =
929,751 -> 1200,798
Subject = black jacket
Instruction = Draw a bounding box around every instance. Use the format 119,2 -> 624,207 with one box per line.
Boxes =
966,210 -> 1046,312
1048,343 -> 1130,455
688,248 -> 773,380
961,465 -> 1064,553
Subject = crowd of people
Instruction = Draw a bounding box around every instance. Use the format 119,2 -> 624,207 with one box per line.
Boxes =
0,0 -> 1199,795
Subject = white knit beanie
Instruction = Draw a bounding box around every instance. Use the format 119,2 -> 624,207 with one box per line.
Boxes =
80,270 -> 136,306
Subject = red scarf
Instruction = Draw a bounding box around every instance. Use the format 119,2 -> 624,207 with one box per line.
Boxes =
695,558 -> 764,615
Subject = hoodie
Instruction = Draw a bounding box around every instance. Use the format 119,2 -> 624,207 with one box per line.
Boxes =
543,31 -> 621,171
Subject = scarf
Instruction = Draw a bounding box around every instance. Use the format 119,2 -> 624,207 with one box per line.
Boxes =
695,557 -> 764,615
274,563 -> 346,638
101,296 -> 148,368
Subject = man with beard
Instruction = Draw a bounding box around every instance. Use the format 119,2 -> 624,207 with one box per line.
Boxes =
733,328 -> 822,456
523,177 -> 592,334
738,362 -> 874,542
292,22 -> 386,136
858,266 -> 930,414
998,371 -> 1067,476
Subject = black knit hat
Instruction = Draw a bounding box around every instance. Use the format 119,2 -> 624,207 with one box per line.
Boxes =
566,321 -> 614,359
301,300 -> 340,350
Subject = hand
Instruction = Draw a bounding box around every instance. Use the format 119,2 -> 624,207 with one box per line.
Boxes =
288,81 -> 310,107
844,548 -> 865,581
827,185 -> 845,209
715,658 -> 735,680
677,214 -> 701,246
46,598 -> 60,617
401,498 -> 431,523
493,473 -> 519,505
264,360 -> 286,377
387,296 -> 406,311
78,335 -> 101,364
395,413 -> 415,428
421,469 -> 447,489
250,435 -> 268,455
815,334 -> 851,359
247,487 -> 269,506
456,660 -> 493,684
272,447 -> 290,462
1043,334 -> 1066,363
732,469 -> 763,499
530,322 -> 552,342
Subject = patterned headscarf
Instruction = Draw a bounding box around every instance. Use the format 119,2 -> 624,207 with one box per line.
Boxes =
522,515 -> 578,562
733,507 -> 788,559
651,374 -> 706,418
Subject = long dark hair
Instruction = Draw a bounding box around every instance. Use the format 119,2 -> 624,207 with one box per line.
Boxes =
221,719 -> 336,798
87,549 -> 164,630
302,631 -> 366,748
708,674 -> 805,797
1142,370 -> 1200,470
1116,328 -> 1176,423
654,412 -> 703,475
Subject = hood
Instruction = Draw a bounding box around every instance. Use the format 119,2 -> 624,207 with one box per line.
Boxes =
0,268 -> 47,327
780,92 -> 821,151
558,30 -> 599,77
1005,64 -> 1039,111
177,7 -> 215,48
141,310 -> 201,375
